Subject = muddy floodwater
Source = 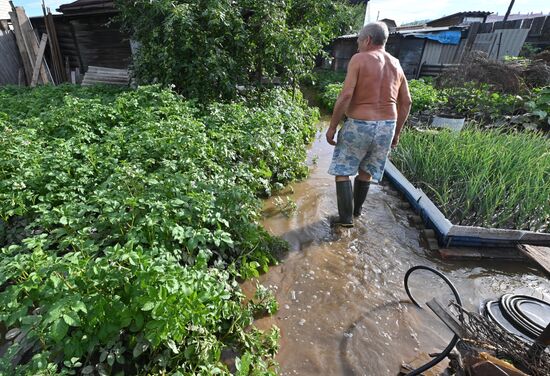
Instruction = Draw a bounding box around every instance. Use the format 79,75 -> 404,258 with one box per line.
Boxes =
242,119 -> 550,376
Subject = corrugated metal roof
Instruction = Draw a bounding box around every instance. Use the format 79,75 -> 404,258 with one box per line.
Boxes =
58,0 -> 116,15
400,26 -> 466,34
486,12 -> 548,23
336,26 -> 466,40
427,11 -> 492,26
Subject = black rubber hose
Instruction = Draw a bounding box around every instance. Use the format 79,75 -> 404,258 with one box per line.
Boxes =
403,265 -> 463,376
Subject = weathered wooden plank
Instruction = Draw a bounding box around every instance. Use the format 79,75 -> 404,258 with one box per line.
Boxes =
448,225 -> 550,243
517,245 -> 550,275
8,11 -> 31,85
31,33 -> 47,87
42,2 -> 66,83
82,79 -> 129,86
15,6 -> 50,84
87,65 -> 128,73
83,72 -> 129,79
440,247 -> 527,261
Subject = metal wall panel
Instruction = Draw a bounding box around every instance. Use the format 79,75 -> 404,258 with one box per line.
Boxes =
472,33 -> 498,54
420,39 -> 464,65
473,29 -> 529,59
521,19 -> 533,29
420,41 -> 442,64
440,39 -> 465,64
398,38 -> 426,79
529,17 -> 546,36
0,29 -> 23,85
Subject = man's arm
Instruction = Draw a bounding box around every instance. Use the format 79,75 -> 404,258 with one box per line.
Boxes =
392,74 -> 412,148
326,56 -> 359,145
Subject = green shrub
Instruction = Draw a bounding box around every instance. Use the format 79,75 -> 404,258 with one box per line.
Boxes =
318,83 -> 343,112
511,86 -> 550,131
311,75 -> 530,130
306,70 -> 346,90
391,128 -> 550,232
0,84 -> 318,374
408,79 -> 446,113
441,83 -> 522,121
316,78 -> 446,114
116,0 -> 360,101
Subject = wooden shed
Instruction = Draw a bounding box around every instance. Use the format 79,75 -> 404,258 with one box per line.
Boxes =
30,0 -> 131,75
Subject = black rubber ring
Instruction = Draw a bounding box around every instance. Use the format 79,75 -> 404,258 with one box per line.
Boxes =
403,265 -> 463,376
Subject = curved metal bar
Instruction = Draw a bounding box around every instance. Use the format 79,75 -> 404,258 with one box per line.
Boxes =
403,265 -> 463,376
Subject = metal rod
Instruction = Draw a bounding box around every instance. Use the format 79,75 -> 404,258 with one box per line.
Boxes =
503,0 -> 516,22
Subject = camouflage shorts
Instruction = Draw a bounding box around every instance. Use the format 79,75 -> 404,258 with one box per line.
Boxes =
328,118 -> 396,182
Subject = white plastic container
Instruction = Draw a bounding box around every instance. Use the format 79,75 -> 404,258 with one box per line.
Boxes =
431,115 -> 465,132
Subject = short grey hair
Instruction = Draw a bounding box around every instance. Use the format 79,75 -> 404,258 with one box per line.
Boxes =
358,22 -> 389,46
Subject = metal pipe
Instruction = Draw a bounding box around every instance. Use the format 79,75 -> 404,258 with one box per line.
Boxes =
503,0 -> 516,23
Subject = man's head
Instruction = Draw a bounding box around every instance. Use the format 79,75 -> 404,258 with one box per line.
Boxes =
357,22 -> 389,51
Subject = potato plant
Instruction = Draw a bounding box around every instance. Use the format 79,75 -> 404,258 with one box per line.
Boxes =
0,84 -> 318,375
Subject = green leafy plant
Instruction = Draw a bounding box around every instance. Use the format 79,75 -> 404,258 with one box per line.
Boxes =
318,83 -> 343,112
440,83 -> 522,121
408,79 -> 446,113
116,0 -> 360,102
0,84 -> 318,374
509,86 -> 550,131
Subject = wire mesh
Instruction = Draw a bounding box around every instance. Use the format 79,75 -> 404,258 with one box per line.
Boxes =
449,302 -> 549,376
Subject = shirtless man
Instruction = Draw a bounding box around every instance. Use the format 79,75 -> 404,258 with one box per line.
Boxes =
326,22 -> 412,227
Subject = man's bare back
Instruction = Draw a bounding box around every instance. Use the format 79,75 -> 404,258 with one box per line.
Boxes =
346,50 -> 405,121
326,38 -> 411,149
325,21 -> 412,227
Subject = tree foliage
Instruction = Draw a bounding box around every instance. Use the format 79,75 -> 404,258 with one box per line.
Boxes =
116,0 -> 361,101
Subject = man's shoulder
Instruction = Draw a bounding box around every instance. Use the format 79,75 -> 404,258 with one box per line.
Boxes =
354,50 -> 399,62
382,51 -> 401,64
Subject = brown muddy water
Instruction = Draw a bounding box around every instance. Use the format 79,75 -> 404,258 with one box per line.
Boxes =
242,119 -> 550,376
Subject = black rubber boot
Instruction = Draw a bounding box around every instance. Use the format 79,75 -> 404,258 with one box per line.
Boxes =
353,179 -> 371,217
335,180 -> 354,227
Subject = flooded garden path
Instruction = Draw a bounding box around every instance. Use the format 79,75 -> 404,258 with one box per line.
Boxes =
243,119 -> 550,376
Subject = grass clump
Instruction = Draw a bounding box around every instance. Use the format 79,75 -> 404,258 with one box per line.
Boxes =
391,128 -> 550,232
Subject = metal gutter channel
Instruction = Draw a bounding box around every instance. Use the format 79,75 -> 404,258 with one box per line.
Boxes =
384,161 -> 550,247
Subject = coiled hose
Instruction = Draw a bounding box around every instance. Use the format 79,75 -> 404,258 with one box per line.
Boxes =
403,265 -> 463,376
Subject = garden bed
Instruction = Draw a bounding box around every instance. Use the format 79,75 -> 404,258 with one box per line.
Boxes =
388,128 -> 550,246
0,84 -> 318,374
